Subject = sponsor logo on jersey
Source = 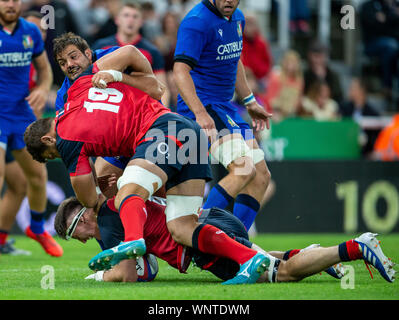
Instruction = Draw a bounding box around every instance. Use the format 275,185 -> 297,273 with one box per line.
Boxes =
218,29 -> 223,38
216,40 -> 243,61
0,51 -> 32,67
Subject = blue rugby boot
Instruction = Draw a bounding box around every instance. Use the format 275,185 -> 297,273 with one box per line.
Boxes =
222,252 -> 271,285
355,233 -> 396,283
325,264 -> 345,279
89,238 -> 146,271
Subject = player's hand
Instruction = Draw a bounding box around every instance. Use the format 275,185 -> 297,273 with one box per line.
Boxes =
92,72 -> 114,89
195,110 -> 218,143
246,101 -> 273,131
26,87 -> 48,117
97,174 -> 118,198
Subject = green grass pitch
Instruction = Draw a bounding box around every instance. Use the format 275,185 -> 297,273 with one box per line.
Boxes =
1,233 -> 398,300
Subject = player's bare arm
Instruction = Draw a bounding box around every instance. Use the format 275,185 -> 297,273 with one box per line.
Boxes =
70,173 -> 103,209
27,51 -> 53,116
102,259 -> 138,282
173,62 -> 217,141
92,45 -> 165,100
235,60 -> 272,131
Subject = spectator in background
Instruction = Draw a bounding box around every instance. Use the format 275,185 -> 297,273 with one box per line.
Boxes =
91,0 -> 121,43
241,12 -> 273,86
299,80 -> 340,121
373,114 -> 399,160
340,78 -> 381,119
289,0 -> 311,34
140,2 -> 163,46
360,0 -> 399,101
340,78 -> 381,157
92,2 -> 170,107
261,50 -> 304,121
304,40 -> 343,105
26,0 -> 80,87
157,11 -> 180,110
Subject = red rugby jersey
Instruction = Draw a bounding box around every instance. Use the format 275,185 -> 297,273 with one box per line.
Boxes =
56,69 -> 170,176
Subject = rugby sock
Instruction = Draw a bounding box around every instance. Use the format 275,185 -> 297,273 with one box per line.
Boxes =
338,239 -> 362,261
203,184 -> 233,210
192,224 -> 257,265
283,249 -> 301,261
119,195 -> 147,242
0,229 -> 8,245
30,210 -> 45,234
233,194 -> 260,231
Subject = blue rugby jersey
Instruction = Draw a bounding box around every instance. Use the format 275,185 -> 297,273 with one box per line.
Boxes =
0,18 -> 44,115
55,46 -> 119,111
174,0 -> 245,109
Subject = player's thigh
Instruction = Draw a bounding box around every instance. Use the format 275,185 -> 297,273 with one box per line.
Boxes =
5,159 -> 27,195
94,157 -> 125,178
12,147 -> 47,182
0,147 -> 5,180
115,158 -> 168,209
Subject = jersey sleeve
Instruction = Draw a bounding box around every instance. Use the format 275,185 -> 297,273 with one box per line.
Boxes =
55,79 -> 69,111
174,16 -> 208,69
56,137 -> 92,177
30,24 -> 44,58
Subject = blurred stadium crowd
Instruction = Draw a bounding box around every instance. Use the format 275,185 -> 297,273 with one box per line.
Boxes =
20,0 -> 399,160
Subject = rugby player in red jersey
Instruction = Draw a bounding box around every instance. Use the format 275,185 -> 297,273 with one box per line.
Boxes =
24,33 -> 273,285
54,195 -> 395,284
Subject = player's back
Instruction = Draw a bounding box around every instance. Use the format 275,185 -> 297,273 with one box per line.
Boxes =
56,69 -> 170,157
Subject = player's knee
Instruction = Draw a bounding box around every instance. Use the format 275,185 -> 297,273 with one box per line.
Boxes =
27,167 -> 47,188
254,164 -> 271,192
7,180 -> 27,198
167,225 -> 185,244
166,217 -> 198,246
167,223 -> 191,245
277,262 -> 303,282
228,157 -> 256,184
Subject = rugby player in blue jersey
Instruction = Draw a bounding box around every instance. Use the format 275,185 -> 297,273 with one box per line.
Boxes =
0,0 -> 62,256
173,0 -> 273,231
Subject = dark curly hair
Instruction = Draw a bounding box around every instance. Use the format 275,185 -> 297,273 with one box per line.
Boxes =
53,32 -> 90,62
23,117 -> 54,163
54,197 -> 82,240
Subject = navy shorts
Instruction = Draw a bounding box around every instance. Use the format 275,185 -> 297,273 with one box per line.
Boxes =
178,102 -> 255,144
131,113 -> 212,191
0,110 -> 36,152
192,207 -> 252,281
102,155 -> 130,170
